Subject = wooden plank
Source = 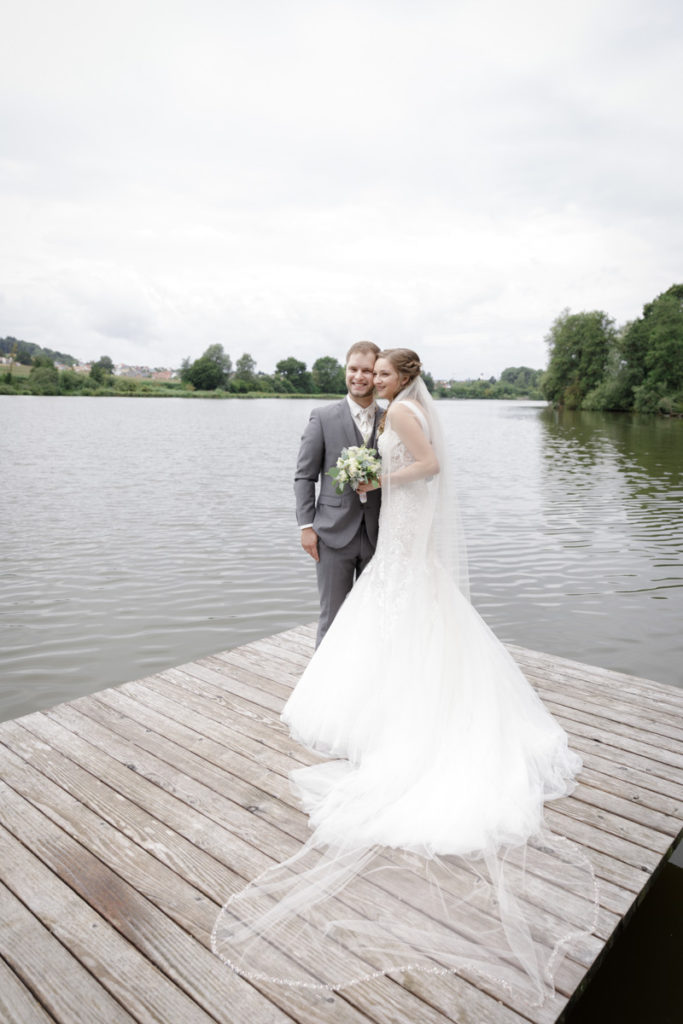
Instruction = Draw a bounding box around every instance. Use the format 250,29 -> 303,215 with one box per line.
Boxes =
0,878 -> 136,1024
0,954 -> 55,1024
1,625 -> 681,1024
0,806 -> 218,1024
56,697 -> 585,1017
567,731 -> 683,803
82,681 -> 642,914
87,688 -> 619,950
1,718 -> 520,1024
570,751 -> 683,815
508,645 -> 683,708
535,686 -> 683,755
61,694 -> 312,844
113,680 -> 626,941
542,706 -> 683,784
158,668 -> 310,763
570,772 -> 681,837
553,787 -> 674,855
0,712 -> 565,1024
532,674 -> 683,741
0,736 -> 368,1024
42,700 -> 604,1004
85,656 -> 668,922
121,677 -> 314,776
0,738 -> 523,1024
181,643 -> 683,840
169,660 -> 284,714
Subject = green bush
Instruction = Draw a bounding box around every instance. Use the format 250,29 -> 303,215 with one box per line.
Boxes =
632,385 -> 663,413
114,378 -> 140,394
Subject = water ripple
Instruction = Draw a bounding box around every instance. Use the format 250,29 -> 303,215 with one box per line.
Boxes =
1,396 -> 681,720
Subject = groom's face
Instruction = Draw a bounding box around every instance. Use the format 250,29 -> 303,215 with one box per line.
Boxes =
345,351 -> 376,401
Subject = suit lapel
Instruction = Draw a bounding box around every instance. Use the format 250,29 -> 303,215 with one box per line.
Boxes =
368,405 -> 383,451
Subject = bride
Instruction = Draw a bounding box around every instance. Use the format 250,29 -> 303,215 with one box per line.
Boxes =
212,349 -> 597,1005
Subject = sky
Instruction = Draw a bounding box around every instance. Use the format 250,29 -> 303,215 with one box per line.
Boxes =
1,0 -> 682,380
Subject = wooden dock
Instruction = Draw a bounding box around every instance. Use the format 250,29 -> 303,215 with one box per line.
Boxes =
0,624 -> 681,1024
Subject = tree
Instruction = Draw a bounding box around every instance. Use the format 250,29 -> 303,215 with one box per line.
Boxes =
232,352 -> 258,390
59,369 -> 86,393
624,284 -> 683,412
541,310 -> 616,408
275,357 -> 313,393
312,356 -> 345,393
500,366 -> 543,390
203,344 -> 233,380
181,344 -> 233,391
28,358 -> 59,394
422,370 -> 435,394
90,355 -> 115,384
183,355 -> 224,390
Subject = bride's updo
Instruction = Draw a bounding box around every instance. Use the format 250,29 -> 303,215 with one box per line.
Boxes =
377,348 -> 422,388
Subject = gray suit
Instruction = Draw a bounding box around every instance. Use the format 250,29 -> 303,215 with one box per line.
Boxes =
295,399 -> 382,646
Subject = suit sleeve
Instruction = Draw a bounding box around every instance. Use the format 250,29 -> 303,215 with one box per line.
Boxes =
294,408 -> 325,527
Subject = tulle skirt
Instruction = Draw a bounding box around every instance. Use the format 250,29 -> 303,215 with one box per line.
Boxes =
212,551 -> 598,1004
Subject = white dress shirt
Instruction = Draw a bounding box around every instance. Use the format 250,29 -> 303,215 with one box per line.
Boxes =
346,394 -> 377,444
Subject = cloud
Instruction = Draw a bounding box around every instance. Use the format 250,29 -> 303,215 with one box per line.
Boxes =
1,0 -> 682,378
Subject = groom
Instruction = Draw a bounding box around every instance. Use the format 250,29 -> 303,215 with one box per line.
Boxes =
295,340 -> 383,647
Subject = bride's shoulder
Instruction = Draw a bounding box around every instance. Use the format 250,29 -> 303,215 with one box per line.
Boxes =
387,401 -> 423,428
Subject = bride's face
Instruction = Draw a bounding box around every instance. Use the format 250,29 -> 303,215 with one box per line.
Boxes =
374,358 -> 407,400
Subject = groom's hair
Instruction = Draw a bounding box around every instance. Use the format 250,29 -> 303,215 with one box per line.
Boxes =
346,340 -> 380,363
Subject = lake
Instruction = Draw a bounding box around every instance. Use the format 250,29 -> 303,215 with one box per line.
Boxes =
1,395 -> 681,722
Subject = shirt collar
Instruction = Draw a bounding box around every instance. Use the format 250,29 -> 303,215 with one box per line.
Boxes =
346,394 -> 376,419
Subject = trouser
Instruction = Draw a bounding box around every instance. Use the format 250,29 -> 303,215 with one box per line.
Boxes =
315,520 -> 374,647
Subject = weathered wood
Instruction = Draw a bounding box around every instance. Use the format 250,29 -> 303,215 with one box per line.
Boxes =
0,626 -> 681,1024
3,713 -> 520,1023
0,877 -> 136,1024
41,700 -> 573,1019
0,954 -> 55,1024
0,800 -> 218,1024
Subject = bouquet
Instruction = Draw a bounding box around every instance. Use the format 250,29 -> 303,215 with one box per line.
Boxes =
327,444 -> 381,504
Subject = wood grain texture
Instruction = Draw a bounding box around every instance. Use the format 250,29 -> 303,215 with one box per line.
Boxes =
0,954 -> 56,1024
1,624 -> 681,1024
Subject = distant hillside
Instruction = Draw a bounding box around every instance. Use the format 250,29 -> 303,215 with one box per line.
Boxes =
0,336 -> 79,366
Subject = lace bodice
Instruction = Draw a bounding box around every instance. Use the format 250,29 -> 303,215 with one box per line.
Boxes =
378,424 -> 415,473
377,400 -> 430,473
375,416 -> 434,596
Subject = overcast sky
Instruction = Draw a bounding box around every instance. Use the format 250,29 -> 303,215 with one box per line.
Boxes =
1,0 -> 682,379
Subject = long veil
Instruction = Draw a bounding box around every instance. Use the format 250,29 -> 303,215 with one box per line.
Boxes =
211,377 -> 598,1006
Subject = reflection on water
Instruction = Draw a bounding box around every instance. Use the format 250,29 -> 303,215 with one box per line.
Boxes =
1,396 -> 681,722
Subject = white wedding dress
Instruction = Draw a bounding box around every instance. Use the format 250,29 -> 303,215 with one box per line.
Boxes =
212,382 -> 597,1005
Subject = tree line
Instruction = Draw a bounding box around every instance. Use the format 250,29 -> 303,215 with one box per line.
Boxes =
179,347 -> 349,394
179,347 -> 544,398
0,337 -> 547,401
5,280 -> 681,411
542,283 -> 683,414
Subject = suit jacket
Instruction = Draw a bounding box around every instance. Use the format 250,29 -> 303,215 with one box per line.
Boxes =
294,399 -> 383,549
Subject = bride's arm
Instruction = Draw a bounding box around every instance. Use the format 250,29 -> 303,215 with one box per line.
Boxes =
384,403 -> 439,485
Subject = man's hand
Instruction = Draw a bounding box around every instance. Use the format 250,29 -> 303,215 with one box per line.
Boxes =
301,527 -> 320,562
356,477 -> 382,493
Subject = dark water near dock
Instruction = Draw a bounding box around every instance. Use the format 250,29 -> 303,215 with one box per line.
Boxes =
1,396 -> 682,721
559,835 -> 682,1024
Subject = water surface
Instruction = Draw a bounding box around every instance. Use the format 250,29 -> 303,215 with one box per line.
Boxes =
1,396 -> 681,721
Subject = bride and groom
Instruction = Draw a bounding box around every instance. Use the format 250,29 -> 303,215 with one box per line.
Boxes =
212,343 -> 596,1003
